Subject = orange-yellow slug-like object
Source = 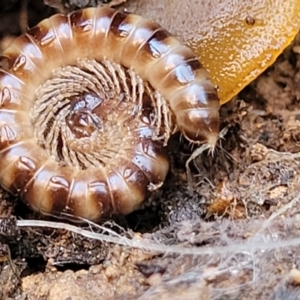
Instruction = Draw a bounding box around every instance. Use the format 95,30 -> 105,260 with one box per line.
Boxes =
123,0 -> 300,103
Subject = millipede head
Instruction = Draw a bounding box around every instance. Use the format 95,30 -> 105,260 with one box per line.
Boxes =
174,79 -> 220,148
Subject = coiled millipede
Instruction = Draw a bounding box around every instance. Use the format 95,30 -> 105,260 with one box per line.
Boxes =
0,7 -> 220,222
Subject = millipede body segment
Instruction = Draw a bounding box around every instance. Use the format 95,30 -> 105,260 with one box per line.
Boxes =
0,7 -> 220,221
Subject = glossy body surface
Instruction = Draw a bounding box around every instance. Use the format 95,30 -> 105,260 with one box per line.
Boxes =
0,7 -> 220,221
122,0 -> 300,103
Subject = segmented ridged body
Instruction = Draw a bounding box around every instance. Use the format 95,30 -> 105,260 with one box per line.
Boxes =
0,7 -> 219,221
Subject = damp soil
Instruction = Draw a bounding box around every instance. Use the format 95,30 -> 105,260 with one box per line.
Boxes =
1,1 -> 300,299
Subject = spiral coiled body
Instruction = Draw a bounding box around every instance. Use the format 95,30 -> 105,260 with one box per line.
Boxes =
0,7 -> 220,221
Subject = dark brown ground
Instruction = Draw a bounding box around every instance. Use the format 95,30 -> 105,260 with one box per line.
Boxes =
1,1 -> 300,299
